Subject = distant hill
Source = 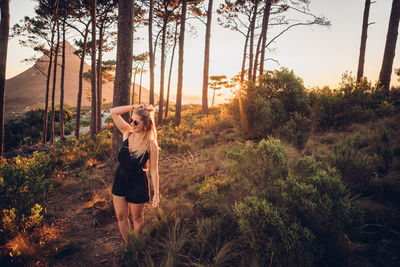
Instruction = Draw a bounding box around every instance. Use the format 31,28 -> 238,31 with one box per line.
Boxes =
5,41 -> 156,115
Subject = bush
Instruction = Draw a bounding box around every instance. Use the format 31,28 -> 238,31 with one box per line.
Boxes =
0,152 -> 53,242
279,111 -> 311,148
4,108 -> 72,152
235,196 -> 317,266
229,68 -> 311,146
197,174 -> 234,214
226,138 -> 288,191
227,140 -> 354,266
328,135 -> 370,190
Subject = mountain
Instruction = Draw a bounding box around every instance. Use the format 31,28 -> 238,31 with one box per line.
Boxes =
5,41 -> 155,114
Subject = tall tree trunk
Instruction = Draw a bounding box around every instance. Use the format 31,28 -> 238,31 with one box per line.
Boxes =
201,0 -> 213,114
165,22 -> 178,118
212,88 -> 215,107
138,75 -> 141,103
132,72 -> 137,104
259,1 -> 271,77
42,22 -> 56,144
148,0 -> 155,105
139,63 -> 143,104
175,0 -> 187,126
0,0 -> 9,156
254,1 -> 271,81
59,18 -> 66,141
97,22 -> 104,132
90,0 -> 97,137
112,0 -> 134,158
240,28 -> 250,84
158,16 -> 168,125
50,21 -> 60,145
248,3 -> 258,81
378,0 -> 400,95
75,23 -> 90,138
357,0 -> 371,82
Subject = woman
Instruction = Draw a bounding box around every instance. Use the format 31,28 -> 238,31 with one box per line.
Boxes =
110,104 -> 160,243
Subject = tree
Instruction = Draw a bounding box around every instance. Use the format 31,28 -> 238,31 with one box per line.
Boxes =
132,52 -> 148,105
138,53 -> 149,104
112,0 -> 134,157
59,7 -> 68,141
165,20 -> 179,118
209,75 -> 228,107
96,0 -> 118,132
68,0 -> 92,138
175,0 -> 187,126
357,0 -> 374,82
0,0 -> 9,157
90,0 -> 97,137
49,20 -> 60,145
148,0 -> 155,104
201,0 -> 213,114
218,0 -> 330,84
378,0 -> 400,95
155,0 -> 180,125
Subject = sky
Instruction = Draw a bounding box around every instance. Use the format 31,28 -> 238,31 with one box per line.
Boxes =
5,0 -> 400,103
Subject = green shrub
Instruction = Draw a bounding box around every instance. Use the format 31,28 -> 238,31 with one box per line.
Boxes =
197,175 -> 233,214
226,138 -> 288,191
235,196 -> 317,266
279,111 -> 311,148
328,135 -> 370,190
0,152 -> 53,242
229,68 -> 311,146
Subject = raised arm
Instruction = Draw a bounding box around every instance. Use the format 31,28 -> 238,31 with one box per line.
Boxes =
110,104 -> 141,135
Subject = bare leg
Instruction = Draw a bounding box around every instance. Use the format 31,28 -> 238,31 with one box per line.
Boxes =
130,203 -> 145,234
113,194 -> 130,243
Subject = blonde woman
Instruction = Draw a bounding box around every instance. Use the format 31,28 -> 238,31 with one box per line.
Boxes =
110,104 -> 160,242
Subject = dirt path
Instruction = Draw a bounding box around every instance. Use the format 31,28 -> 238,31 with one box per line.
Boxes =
43,163 -> 124,266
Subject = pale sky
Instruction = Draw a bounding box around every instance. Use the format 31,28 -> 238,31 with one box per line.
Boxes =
6,0 -> 400,103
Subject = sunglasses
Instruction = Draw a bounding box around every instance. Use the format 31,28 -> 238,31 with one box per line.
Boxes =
129,118 -> 142,126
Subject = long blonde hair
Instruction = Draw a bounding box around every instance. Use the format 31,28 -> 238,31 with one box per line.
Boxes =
131,107 -> 159,160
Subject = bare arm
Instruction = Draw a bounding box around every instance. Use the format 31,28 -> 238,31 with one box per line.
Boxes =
110,104 -> 141,136
149,140 -> 160,208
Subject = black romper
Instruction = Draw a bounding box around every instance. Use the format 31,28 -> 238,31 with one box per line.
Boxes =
112,135 -> 150,204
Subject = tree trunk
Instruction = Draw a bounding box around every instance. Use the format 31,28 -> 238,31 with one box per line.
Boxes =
158,16 -> 168,125
50,21 -> 60,145
259,1 -> 271,77
248,3 -> 258,81
148,0 -> 155,105
75,23 -> 90,138
139,63 -> 143,104
378,0 -> 400,95
0,0 -> 9,156
112,0 -> 134,158
59,18 -> 66,141
201,0 -> 213,114
90,0 -> 97,138
255,1 -> 271,81
165,22 -> 178,118
240,27 -> 250,84
357,0 -> 371,82
175,0 -> 187,126
138,74 -> 141,103
132,71 -> 137,104
212,88 -> 215,107
97,21 -> 104,132
42,22 -> 56,144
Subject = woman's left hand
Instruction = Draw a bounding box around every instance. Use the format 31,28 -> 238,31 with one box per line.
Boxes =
152,193 -> 160,208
